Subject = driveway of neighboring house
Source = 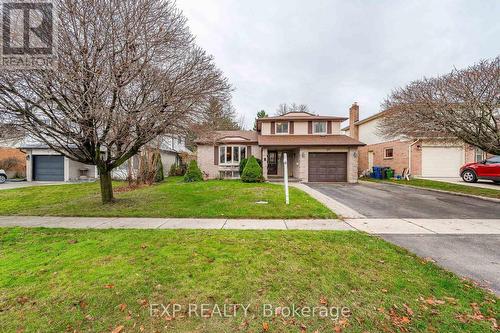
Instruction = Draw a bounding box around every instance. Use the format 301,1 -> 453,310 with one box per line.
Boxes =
0,181 -> 66,191
306,182 -> 500,219
420,177 -> 500,190
380,234 -> 500,295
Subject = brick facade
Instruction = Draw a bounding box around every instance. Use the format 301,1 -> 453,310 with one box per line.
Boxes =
0,148 -> 26,178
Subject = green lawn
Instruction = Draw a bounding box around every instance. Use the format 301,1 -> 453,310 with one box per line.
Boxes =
0,177 -> 335,219
0,228 -> 497,332
365,178 -> 500,199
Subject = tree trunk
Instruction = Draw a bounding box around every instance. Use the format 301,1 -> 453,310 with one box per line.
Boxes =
99,168 -> 114,204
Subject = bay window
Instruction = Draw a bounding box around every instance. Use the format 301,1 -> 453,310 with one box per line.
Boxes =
219,145 -> 247,165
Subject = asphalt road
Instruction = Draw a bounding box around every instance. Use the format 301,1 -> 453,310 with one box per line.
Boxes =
307,182 -> 500,218
380,234 -> 500,295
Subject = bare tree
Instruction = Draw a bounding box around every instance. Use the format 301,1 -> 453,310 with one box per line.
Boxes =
0,0 -> 230,203
378,57 -> 500,155
275,103 -> 310,116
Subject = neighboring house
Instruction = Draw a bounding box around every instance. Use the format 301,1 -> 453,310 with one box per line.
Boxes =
342,104 -> 490,178
196,111 -> 365,183
20,143 -> 98,182
0,137 -> 26,178
18,134 -> 189,182
112,135 -> 189,180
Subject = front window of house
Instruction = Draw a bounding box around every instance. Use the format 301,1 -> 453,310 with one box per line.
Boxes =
219,145 -> 246,165
313,121 -> 327,134
384,148 -> 394,159
276,122 -> 289,134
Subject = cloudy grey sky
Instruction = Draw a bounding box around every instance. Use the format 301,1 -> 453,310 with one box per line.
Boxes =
177,0 -> 500,128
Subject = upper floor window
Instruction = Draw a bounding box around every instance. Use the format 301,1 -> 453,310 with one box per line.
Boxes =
313,122 -> 327,134
276,122 -> 289,134
384,148 -> 394,159
219,145 -> 246,165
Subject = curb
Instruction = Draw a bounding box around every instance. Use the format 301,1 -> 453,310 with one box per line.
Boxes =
359,180 -> 500,203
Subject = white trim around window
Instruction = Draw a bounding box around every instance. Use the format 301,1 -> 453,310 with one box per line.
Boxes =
219,145 -> 247,165
313,121 -> 327,134
276,122 -> 289,134
384,147 -> 394,159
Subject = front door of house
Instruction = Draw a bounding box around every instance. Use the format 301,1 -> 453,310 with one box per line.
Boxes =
268,151 -> 278,175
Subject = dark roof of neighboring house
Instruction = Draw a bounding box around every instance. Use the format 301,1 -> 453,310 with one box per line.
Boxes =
195,130 -> 258,144
258,135 -> 365,146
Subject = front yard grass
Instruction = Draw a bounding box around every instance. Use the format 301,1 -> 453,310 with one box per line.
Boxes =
0,177 -> 335,219
364,178 -> 500,200
0,228 -> 498,332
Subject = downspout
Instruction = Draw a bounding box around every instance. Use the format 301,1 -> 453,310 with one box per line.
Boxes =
408,139 -> 419,175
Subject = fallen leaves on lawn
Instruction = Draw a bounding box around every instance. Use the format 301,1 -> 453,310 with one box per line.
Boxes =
403,304 -> 414,316
319,296 -> 328,305
79,300 -> 88,310
67,239 -> 78,244
111,325 -> 124,333
333,318 -> 350,332
104,284 -> 115,289
389,306 -> 411,329
262,322 -> 270,331
118,303 -> 127,312
420,296 -> 445,306
137,299 -> 148,307
455,302 -> 498,330
16,296 -> 29,305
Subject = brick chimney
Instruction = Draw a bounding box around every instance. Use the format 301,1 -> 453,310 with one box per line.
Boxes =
349,102 -> 359,140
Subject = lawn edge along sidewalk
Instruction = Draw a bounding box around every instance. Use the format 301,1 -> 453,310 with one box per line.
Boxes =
360,180 -> 500,203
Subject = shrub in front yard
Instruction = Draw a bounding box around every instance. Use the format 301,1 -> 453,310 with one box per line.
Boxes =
169,164 -> 186,177
241,156 -> 263,183
184,160 -> 203,182
239,157 -> 262,175
154,155 -> 164,183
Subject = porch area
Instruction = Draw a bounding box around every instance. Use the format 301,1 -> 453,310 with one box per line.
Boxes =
262,148 -> 301,181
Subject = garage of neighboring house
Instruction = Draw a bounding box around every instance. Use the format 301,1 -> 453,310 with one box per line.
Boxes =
32,155 -> 64,181
308,152 -> 347,182
421,146 -> 464,178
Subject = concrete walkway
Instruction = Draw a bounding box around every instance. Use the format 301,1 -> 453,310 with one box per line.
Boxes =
1,216 -> 499,234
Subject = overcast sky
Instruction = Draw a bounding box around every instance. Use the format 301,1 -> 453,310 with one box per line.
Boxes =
177,0 -> 500,128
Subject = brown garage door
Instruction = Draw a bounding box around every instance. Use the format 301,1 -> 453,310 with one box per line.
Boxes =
308,152 -> 347,182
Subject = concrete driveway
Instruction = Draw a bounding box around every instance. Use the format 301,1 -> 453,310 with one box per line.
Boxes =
0,181 -> 65,191
306,182 -> 500,219
380,234 -> 500,295
421,177 -> 500,190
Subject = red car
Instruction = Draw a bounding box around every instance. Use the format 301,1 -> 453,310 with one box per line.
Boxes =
460,155 -> 500,183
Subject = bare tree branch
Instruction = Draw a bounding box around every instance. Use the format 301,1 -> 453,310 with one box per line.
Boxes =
378,57 -> 500,155
0,0 -> 231,202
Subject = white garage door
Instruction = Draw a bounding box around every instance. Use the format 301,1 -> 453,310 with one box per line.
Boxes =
422,146 -> 464,178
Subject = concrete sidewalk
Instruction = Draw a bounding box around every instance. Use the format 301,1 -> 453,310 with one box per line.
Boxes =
0,216 -> 353,230
1,216 -> 499,234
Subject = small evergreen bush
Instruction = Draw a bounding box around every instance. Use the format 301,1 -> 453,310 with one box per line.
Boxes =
183,160 -> 203,182
154,154 -> 164,183
241,156 -> 263,183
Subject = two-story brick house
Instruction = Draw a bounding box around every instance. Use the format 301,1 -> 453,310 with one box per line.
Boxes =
196,111 -> 365,182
